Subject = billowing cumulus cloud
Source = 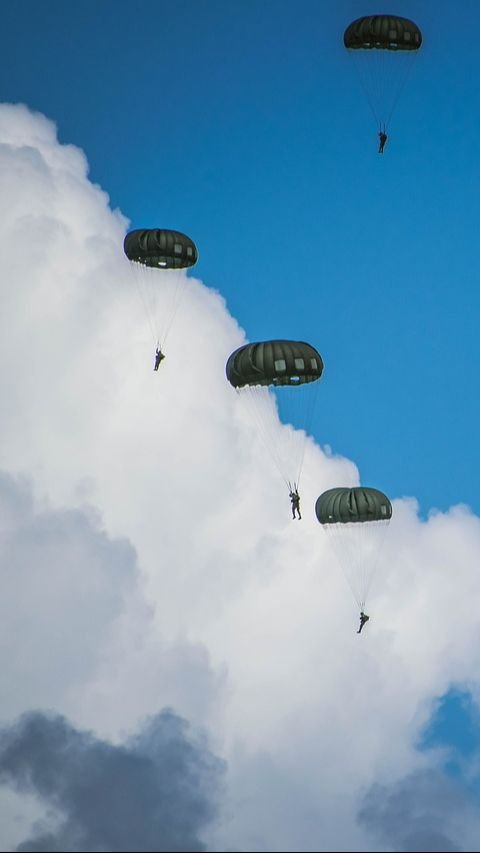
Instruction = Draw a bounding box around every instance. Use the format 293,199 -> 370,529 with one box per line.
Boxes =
2,102 -> 480,852
0,709 -> 225,852
0,468 -> 224,852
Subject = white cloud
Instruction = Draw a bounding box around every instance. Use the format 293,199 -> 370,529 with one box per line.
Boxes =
0,471 -> 139,719
1,103 -> 480,852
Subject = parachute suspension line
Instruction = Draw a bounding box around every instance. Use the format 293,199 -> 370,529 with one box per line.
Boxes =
130,263 -> 159,346
372,47 -> 402,130
131,264 -> 189,351
273,379 -> 320,490
381,47 -> 418,132
160,275 -> 190,349
295,379 -> 320,490
384,50 -> 419,130
377,48 -> 391,128
322,520 -> 391,611
266,392 -> 295,491
324,526 -> 364,609
347,51 -> 381,129
239,387 -> 295,492
370,47 -> 395,130
361,518 -> 390,607
299,380 -> 319,487
348,46 -> 418,133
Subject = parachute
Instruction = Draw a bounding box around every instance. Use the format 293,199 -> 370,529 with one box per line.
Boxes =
124,228 -> 198,351
316,486 -> 392,609
344,14 -> 422,131
226,339 -> 324,491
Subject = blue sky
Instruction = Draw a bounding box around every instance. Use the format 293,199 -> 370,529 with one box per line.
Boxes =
420,688 -> 480,766
1,4 -> 480,851
2,0 -> 478,516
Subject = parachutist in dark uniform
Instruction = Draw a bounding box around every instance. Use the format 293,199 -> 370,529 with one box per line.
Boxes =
289,489 -> 301,520
357,611 -> 370,634
378,130 -> 388,153
154,347 -> 165,371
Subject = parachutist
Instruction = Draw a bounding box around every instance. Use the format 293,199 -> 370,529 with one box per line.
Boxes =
124,229 -> 198,356
289,489 -> 301,520
378,130 -> 388,153
154,347 -> 165,371
344,15 -> 421,139
357,611 -> 370,634
225,340 -> 323,491
316,487 -> 392,616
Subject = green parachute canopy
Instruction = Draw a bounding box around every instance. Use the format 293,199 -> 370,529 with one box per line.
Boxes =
124,228 -> 198,349
315,487 -> 392,525
344,15 -> 422,51
343,14 -> 422,130
226,340 -> 323,388
124,229 -> 198,270
316,486 -> 393,609
226,340 -> 324,490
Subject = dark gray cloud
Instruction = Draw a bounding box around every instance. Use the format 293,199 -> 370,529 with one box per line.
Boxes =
0,709 -> 225,852
358,769 -> 472,852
